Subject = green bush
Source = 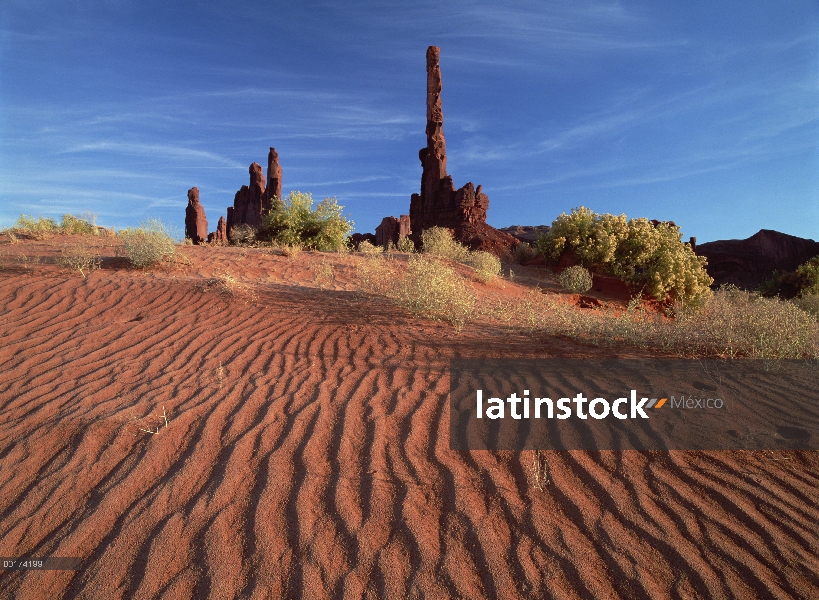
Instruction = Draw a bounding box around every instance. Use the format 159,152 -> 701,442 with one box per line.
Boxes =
260,191 -> 354,251
118,219 -> 177,268
466,250 -> 501,283
420,227 -> 470,262
558,265 -> 594,293
512,242 -> 537,265
791,294 -> 819,319
537,207 -> 712,304
759,257 -> 819,299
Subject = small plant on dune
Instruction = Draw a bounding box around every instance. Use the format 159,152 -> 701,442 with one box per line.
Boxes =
13,215 -> 60,239
60,213 -> 104,235
396,255 -> 476,331
396,235 -> 416,253
312,259 -> 335,289
260,191 -> 354,251
55,243 -> 102,278
420,226 -> 470,262
198,271 -> 257,304
558,265 -> 594,293
357,240 -> 383,254
466,250 -> 502,283
280,243 -> 303,259
117,218 -> 177,268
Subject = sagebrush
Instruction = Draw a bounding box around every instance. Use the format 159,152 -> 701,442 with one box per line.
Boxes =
117,219 -> 177,268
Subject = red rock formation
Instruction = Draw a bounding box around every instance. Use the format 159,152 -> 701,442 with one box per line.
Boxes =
409,46 -> 516,256
375,215 -> 411,247
228,161 -> 268,238
208,216 -> 228,244
265,148 -> 282,211
185,187 -> 208,244
696,229 -> 819,289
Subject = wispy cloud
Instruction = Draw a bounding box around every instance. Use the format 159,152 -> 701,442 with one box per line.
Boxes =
58,142 -> 245,168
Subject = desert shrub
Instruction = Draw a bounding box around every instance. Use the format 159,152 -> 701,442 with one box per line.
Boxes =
260,191 -> 354,251
118,219 -> 177,268
198,271 -> 257,304
558,265 -> 594,293
55,243 -> 102,277
13,215 -> 60,239
357,240 -> 383,254
513,242 -> 537,265
396,235 -> 416,253
791,295 -> 819,319
229,224 -> 257,246
759,257 -> 819,299
397,255 -> 475,330
466,250 -> 502,283
420,227 -> 470,262
356,253 -> 475,330
60,214 -> 100,235
536,207 -> 712,304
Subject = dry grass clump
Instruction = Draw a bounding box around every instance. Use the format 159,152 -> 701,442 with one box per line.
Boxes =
280,243 -> 303,259
558,265 -> 593,293
357,240 -> 383,254
312,259 -> 335,289
117,219 -> 177,268
10,213 -> 111,239
55,243 -> 102,278
198,271 -> 257,304
396,235 -> 416,253
465,250 -> 502,283
229,224 -> 257,246
357,253 -> 476,331
482,285 -> 819,359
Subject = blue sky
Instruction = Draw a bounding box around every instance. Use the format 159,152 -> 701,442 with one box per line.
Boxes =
1,0 -> 817,243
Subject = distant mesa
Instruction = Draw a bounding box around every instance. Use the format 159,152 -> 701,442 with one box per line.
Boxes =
185,187 -> 208,244
375,215 -> 411,248
367,46 -> 518,256
696,229 -> 819,289
498,225 -> 551,245
208,216 -> 227,244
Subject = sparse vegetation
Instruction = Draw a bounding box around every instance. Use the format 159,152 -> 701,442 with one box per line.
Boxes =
280,243 -> 303,259
536,207 -> 712,304
357,252 -> 476,331
11,213 -> 109,238
482,284 -> 819,359
229,224 -> 257,246
420,226 -> 470,262
512,242 -> 537,265
198,271 -> 257,304
55,243 -> 102,277
312,259 -> 335,289
558,265 -> 594,293
465,250 -> 502,283
117,219 -> 177,268
759,257 -> 819,299
260,191 -> 354,251
396,235 -> 416,253
357,240 -> 383,254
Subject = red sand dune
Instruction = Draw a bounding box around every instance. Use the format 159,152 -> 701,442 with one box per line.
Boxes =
1,236 -> 818,599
